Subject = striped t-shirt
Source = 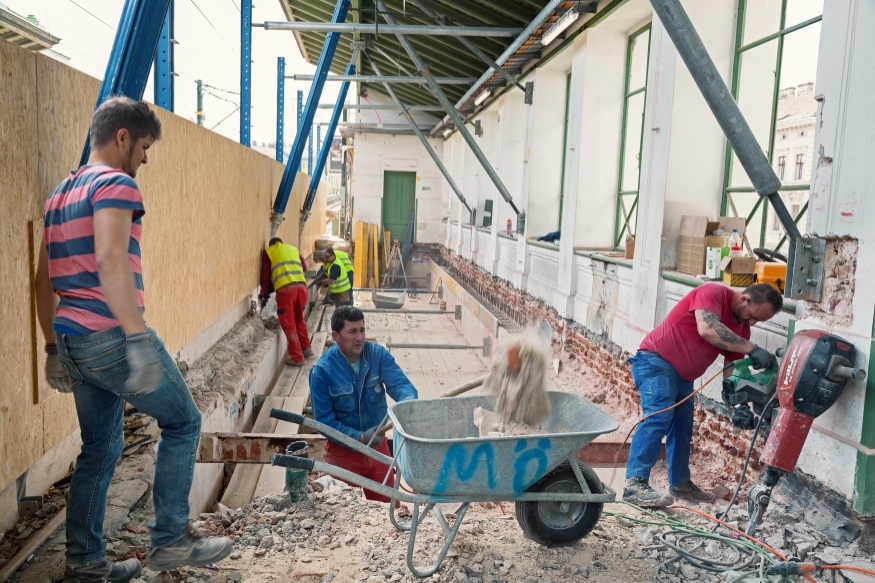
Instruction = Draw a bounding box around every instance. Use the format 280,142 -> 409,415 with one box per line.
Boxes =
44,165 -> 146,335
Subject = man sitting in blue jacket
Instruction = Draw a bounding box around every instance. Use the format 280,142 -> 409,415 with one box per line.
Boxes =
309,306 -> 417,504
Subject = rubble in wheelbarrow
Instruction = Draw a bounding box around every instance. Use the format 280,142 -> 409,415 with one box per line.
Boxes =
472,406 -> 541,437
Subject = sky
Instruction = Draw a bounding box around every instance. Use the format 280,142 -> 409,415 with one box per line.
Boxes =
14,0 -> 345,148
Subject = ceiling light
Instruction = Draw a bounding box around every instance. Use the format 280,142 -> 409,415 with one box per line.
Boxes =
442,128 -> 453,138
541,10 -> 580,46
474,90 -> 491,106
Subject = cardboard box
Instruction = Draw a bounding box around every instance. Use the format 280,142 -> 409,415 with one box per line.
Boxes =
625,235 -> 635,260
677,215 -> 745,275
705,246 -> 727,279
719,256 -> 757,287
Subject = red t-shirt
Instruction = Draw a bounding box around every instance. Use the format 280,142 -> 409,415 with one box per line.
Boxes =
640,283 -> 749,381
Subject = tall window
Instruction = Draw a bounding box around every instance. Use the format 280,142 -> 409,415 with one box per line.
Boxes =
721,0 -> 822,252
795,153 -> 805,180
614,23 -> 651,249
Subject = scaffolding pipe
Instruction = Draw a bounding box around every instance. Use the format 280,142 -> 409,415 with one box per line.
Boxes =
375,0 -> 518,214
318,103 -> 445,110
240,0 -> 251,146
366,53 -> 471,213
649,0 -> 800,295
289,74 -> 476,84
254,22 -> 523,37
275,57 -> 285,162
430,0 -> 565,136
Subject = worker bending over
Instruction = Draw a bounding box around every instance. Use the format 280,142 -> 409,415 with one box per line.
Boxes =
318,246 -> 354,307
259,238 -> 313,367
35,97 -> 231,582
623,283 -> 782,507
309,306 -> 417,507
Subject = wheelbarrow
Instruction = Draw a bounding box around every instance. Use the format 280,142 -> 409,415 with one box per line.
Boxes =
270,392 -> 619,578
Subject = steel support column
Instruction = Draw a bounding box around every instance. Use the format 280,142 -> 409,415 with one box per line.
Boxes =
276,57 -> 285,162
296,90 -> 303,172
302,60 -> 357,232
374,0 -> 517,215
240,0 -> 252,146
80,0 -> 172,166
153,0 -> 174,111
270,0 -> 350,237
366,53 -> 470,213
308,124 -> 314,176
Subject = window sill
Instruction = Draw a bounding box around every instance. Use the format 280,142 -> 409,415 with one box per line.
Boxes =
574,249 -> 633,268
528,239 -> 560,252
660,270 -> 797,314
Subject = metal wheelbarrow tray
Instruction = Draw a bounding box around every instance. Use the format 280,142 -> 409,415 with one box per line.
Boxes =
270,392 -> 619,577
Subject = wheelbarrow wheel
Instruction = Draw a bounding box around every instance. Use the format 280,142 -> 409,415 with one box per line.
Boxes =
515,460 -> 603,547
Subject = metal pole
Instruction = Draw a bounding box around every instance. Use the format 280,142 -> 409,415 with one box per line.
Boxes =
366,53 -> 471,213
240,0 -> 252,146
374,0 -> 518,214
296,90 -> 303,172
648,0 -> 800,294
289,75 -> 477,84
196,79 -> 204,126
79,0 -> 173,166
270,0 -> 349,237
254,22 -> 523,37
302,60 -> 356,232
276,57 -> 285,162
308,124 -> 314,176
317,104 -> 445,111
153,0 -> 174,111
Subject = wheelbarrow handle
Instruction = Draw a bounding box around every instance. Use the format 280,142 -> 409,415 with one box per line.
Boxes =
270,408 -> 305,425
272,453 -> 315,471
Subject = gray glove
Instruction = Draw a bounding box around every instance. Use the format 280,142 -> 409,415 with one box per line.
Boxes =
746,345 -> 775,370
361,426 -> 384,447
126,331 -> 162,395
45,345 -> 73,393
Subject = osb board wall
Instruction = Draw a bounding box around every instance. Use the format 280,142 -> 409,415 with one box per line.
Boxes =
0,39 -> 326,492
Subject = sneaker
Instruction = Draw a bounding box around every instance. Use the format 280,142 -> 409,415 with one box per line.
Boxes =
302,347 -> 315,359
623,477 -> 674,508
669,480 -> 715,503
63,558 -> 142,582
283,355 -> 305,367
147,531 -> 232,572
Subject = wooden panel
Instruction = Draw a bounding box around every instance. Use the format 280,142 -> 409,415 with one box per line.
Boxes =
28,221 -> 49,404
353,222 -> 369,288
370,223 -> 379,287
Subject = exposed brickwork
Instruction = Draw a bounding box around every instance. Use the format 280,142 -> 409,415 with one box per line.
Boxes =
433,245 -> 765,485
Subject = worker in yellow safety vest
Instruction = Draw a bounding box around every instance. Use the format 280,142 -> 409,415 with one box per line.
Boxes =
259,237 -> 313,366
319,246 -> 353,307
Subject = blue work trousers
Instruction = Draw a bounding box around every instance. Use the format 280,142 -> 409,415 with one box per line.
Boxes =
625,350 -> 695,487
57,326 -> 201,567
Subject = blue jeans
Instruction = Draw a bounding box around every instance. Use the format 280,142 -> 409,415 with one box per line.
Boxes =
625,351 -> 695,488
57,327 -> 201,567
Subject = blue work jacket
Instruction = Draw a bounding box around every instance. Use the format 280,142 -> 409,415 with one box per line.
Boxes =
309,341 -> 418,444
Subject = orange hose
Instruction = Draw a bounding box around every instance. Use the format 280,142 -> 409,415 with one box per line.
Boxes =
673,505 -> 817,583
821,565 -> 875,576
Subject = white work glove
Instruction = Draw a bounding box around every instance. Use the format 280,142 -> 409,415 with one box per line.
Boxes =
361,426 -> 384,448
126,331 -> 162,395
45,344 -> 73,393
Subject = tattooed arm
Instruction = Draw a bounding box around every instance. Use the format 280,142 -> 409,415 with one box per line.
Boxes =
694,309 -> 756,353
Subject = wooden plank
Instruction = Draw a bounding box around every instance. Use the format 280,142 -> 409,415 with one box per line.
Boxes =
353,222 -> 368,288
383,230 -> 391,272
370,223 -> 379,287
306,304 -> 326,334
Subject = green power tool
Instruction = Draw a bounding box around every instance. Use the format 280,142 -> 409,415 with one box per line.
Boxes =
721,356 -> 780,430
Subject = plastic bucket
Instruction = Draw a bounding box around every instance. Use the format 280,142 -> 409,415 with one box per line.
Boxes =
284,440 -> 310,502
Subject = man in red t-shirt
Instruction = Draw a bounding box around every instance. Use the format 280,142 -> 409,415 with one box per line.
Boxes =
623,283 -> 782,507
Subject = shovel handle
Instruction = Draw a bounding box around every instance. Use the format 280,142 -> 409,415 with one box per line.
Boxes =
377,373 -> 490,435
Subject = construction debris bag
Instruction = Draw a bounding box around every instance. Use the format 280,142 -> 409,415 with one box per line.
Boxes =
483,329 -> 551,426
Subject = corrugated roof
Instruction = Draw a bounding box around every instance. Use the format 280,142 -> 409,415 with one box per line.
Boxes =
278,0 -> 594,119
0,7 -> 60,51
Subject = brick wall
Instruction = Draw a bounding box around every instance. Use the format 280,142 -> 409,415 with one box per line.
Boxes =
432,245 -> 765,486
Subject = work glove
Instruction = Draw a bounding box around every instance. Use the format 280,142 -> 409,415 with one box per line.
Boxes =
731,405 -> 757,430
746,346 -> 775,370
259,296 -> 269,309
361,426 -> 384,448
45,344 -> 73,393
126,331 -> 162,395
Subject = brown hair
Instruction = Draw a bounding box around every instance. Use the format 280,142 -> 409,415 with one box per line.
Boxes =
743,283 -> 783,314
90,96 -> 162,148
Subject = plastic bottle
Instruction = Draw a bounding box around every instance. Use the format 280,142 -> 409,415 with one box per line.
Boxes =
728,229 -> 743,257
506,218 -> 512,236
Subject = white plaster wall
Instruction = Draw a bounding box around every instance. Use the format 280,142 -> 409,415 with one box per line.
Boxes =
475,228 -> 492,270
527,245 -> 562,309
475,110 -> 499,228
496,236 -> 517,283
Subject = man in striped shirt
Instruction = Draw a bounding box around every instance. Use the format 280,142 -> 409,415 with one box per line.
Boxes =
35,97 -> 231,582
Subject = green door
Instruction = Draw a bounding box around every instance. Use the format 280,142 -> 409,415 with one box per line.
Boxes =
382,171 -> 417,244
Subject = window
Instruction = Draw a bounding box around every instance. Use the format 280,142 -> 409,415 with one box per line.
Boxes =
614,23 -> 652,248
722,0 -> 821,252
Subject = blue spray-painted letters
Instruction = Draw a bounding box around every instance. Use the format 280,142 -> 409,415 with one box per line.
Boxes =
512,439 -> 552,493
433,443 -> 497,493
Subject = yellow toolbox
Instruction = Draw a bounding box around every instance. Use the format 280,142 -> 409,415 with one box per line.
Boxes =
754,261 -> 786,293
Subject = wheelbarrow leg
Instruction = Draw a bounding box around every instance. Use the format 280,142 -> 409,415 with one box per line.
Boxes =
388,479 -> 411,532
406,502 -> 470,578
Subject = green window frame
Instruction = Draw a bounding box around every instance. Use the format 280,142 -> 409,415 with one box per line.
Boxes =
721,0 -> 822,253
558,72 -> 572,230
614,23 -> 652,249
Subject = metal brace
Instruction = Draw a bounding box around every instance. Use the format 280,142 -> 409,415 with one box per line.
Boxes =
349,34 -> 372,51
524,81 -> 534,105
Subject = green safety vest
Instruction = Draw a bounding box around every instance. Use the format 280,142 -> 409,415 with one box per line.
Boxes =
266,243 -> 306,289
327,257 -> 352,294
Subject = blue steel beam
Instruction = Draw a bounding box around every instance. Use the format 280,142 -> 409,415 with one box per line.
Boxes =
270,0 -> 350,236
308,124 -> 314,175
80,0 -> 172,166
316,125 -> 322,171
240,0 -> 252,146
301,62 -> 355,231
153,0 -> 174,111
296,90 -> 303,172
276,57 -> 285,162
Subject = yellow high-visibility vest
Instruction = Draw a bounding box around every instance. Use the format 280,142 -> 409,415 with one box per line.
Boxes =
266,243 -> 306,289
334,249 -> 354,274
327,257 -> 352,294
